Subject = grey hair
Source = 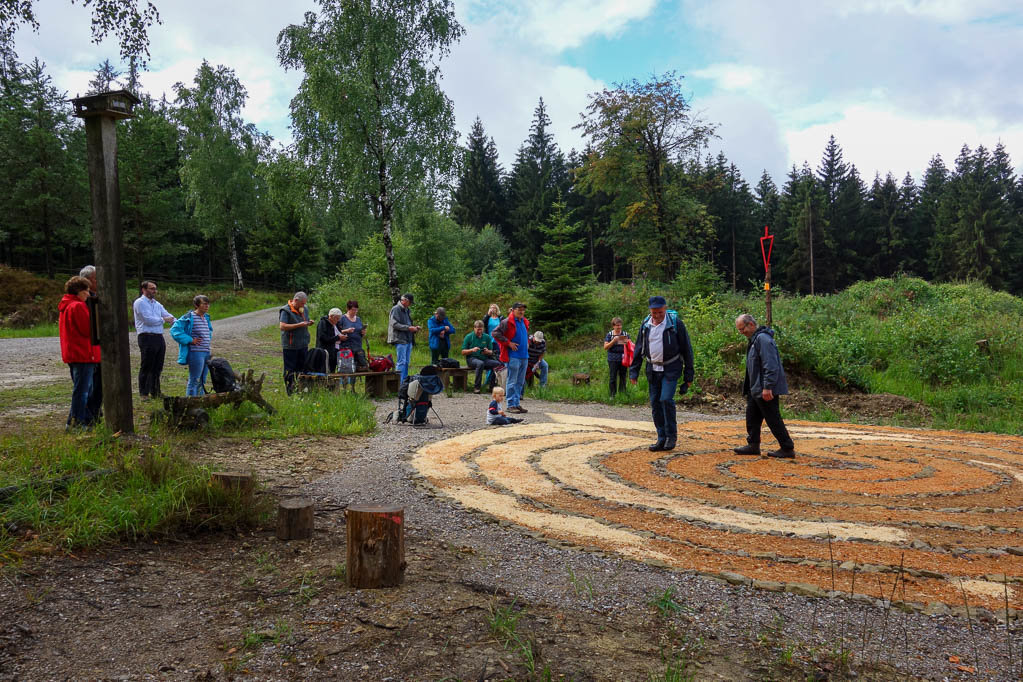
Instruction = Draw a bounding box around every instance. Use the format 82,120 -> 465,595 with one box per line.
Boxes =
328,307 -> 343,318
736,313 -> 756,327
293,291 -> 308,301
474,319 -> 484,327
79,265 -> 96,279
193,294 -> 210,308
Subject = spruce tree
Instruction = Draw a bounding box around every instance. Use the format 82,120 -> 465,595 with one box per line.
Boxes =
531,201 -> 588,340
505,98 -> 569,281
450,116 -> 506,231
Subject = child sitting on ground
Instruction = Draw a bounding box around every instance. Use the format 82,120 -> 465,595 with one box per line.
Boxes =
487,386 -> 523,426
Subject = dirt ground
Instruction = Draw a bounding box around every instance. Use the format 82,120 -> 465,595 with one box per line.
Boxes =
0,318 -> 1018,680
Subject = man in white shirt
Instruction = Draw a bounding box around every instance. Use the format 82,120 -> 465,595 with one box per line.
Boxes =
629,295 -> 695,452
133,280 -> 175,400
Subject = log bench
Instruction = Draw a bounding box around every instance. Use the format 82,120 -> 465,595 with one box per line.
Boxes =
297,371 -> 400,398
436,366 -> 470,392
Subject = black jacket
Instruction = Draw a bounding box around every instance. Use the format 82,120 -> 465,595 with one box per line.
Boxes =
629,312 -> 695,384
316,316 -> 339,350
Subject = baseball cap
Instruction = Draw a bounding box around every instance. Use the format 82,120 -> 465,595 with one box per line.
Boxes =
511,301 -> 527,309
648,295 -> 667,308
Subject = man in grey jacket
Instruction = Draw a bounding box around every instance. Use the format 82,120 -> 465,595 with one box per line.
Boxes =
388,293 -> 421,384
733,313 -> 796,459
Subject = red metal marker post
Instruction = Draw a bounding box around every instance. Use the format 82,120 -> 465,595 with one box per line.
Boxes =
760,226 -> 774,326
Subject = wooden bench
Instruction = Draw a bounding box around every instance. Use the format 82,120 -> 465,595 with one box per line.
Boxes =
297,371 -> 400,398
436,366 -> 471,392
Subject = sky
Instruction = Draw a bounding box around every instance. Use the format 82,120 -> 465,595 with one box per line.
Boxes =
12,0 -> 1023,185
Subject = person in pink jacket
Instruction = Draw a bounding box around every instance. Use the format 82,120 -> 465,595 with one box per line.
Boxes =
58,276 -> 98,428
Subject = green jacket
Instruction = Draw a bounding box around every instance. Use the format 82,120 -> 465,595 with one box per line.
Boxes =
461,331 -> 496,361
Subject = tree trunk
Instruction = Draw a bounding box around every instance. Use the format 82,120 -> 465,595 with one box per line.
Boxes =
346,504 -> 405,588
277,498 -> 314,540
228,225 -> 243,290
379,170 -> 400,304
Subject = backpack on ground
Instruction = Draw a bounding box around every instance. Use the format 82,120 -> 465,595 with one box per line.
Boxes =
305,348 -> 330,375
437,357 -> 459,369
208,357 -> 240,393
337,348 -> 355,374
369,354 -> 395,372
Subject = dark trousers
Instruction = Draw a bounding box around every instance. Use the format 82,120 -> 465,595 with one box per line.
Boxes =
647,370 -> 678,441
468,356 -> 502,389
430,341 -> 450,365
608,360 -> 627,396
88,363 -> 102,419
283,348 -> 308,396
745,394 -> 794,450
137,333 -> 166,397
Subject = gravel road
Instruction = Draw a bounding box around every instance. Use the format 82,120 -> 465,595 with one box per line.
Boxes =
0,307 -> 279,390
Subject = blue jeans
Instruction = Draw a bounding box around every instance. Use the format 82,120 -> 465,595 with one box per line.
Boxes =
68,362 -> 95,427
647,370 -> 678,441
186,350 -> 209,396
506,356 -> 527,407
534,359 -> 548,387
395,343 -> 413,384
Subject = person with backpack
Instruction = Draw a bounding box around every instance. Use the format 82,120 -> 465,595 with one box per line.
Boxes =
316,308 -> 345,373
604,316 -> 631,397
280,292 -> 314,396
427,307 -> 456,365
492,302 -> 530,413
170,295 -> 213,396
733,313 -> 796,459
629,296 -> 695,452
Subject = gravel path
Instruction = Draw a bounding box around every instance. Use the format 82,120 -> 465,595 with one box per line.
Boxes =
296,394 -> 1018,681
0,307 -> 278,390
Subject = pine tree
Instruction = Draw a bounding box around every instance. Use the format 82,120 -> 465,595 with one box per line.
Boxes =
505,98 -> 569,280
918,154 -> 949,280
450,116 -> 506,231
865,172 -> 905,278
87,59 -> 122,94
830,166 -> 867,287
531,201 -> 588,339
777,164 -> 831,294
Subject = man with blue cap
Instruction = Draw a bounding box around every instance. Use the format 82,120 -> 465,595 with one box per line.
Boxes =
630,295 -> 695,451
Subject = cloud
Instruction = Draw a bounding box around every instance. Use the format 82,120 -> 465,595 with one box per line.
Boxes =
700,93 -> 789,183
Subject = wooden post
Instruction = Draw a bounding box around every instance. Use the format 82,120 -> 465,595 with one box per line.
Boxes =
276,498 -> 314,540
72,91 -> 140,434
765,265 -> 773,327
346,504 -> 405,588
212,472 -> 254,500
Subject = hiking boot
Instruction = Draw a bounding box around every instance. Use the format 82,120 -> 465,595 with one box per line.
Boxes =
508,406 -> 527,414
733,444 -> 761,456
662,438 -> 676,451
767,448 -> 796,459
473,387 -> 481,394
648,440 -> 666,452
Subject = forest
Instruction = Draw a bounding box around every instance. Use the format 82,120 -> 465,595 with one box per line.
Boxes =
1,0 -> 1022,307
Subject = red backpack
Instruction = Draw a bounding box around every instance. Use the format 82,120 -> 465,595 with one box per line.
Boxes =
622,340 -> 635,368
369,354 -> 395,372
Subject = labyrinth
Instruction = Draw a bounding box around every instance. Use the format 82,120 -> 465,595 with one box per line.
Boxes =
412,414 -> 1023,614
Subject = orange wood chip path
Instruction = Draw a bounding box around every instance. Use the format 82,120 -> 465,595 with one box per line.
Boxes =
411,415 -> 1023,612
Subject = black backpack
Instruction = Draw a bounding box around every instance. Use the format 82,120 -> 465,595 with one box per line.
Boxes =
207,357 -> 240,393
437,358 -> 459,369
305,348 -> 329,374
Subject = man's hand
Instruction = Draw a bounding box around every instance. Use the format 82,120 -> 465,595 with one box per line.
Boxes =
761,388 -> 775,401
508,342 -> 518,351
190,338 -> 199,345
483,348 -> 493,355
305,320 -> 314,327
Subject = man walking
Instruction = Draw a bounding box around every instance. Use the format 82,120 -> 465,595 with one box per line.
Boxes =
461,320 -> 501,393
493,302 -> 530,413
133,280 -> 175,400
629,296 -> 694,452
733,314 -> 796,458
388,293 -> 421,384
280,291 -> 314,395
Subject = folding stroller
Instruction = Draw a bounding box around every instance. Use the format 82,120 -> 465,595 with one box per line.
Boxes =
384,365 -> 445,427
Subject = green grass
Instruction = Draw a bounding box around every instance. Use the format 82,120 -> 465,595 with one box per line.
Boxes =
0,427 -> 269,562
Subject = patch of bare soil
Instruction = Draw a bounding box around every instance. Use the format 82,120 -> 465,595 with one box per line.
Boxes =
691,373 -> 930,422
0,396 -> 1017,681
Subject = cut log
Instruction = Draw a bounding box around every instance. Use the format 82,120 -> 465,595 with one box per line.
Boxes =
346,504 -> 405,589
572,373 -> 591,386
276,498 -> 314,540
212,471 -> 254,500
161,369 -> 276,429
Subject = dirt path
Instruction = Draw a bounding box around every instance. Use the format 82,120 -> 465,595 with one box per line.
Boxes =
1,391 -> 1018,680
0,307 -> 278,390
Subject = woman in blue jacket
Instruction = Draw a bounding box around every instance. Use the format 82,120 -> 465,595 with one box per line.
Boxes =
427,307 -> 456,365
170,295 -> 213,396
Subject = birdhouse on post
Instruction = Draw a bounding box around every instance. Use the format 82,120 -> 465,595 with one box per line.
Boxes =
72,89 -> 141,434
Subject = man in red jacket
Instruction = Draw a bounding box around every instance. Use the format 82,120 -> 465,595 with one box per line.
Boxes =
59,276 -> 98,428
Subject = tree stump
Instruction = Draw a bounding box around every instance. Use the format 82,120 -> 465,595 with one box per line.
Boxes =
212,472 -> 254,500
276,498 -> 314,540
572,373 -> 591,386
346,504 -> 405,588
